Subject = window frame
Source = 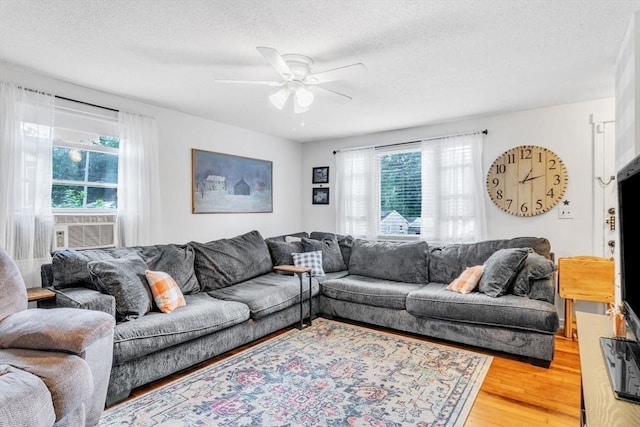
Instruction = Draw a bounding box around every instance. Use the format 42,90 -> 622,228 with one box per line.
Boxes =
51,100 -> 120,214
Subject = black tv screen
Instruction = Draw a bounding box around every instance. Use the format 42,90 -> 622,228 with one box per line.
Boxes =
599,154 -> 640,403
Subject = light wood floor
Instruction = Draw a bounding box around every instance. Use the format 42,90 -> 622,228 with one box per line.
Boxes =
123,321 -> 581,426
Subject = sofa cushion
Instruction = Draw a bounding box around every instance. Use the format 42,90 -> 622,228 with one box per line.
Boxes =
321,275 -> 423,309
191,230 -> 273,290
112,294 -> 249,364
87,252 -> 153,321
51,247 -> 132,290
428,237 -> 551,284
348,239 -> 428,284
292,250 -> 325,277
446,265 -> 484,294
130,244 -> 200,294
310,232 -> 355,267
0,364 -> 56,427
302,236 -> 347,273
145,270 -> 186,313
406,283 -> 559,333
479,248 -> 529,298
511,251 -> 557,297
206,272 -> 320,320
266,239 -> 304,268
0,348 -> 93,422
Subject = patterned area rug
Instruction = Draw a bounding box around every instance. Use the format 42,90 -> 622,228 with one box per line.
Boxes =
100,318 -> 492,426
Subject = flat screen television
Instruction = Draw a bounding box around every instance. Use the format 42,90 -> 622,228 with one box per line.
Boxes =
600,153 -> 640,403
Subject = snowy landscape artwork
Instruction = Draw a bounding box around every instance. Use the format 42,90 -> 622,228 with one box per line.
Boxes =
192,149 -> 272,213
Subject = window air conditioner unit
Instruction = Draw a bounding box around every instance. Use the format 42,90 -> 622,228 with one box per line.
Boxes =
53,214 -> 118,251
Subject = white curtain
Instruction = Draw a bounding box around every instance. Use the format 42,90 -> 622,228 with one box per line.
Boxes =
420,133 -> 486,245
335,148 -> 377,239
0,81 -> 55,284
117,111 -> 161,246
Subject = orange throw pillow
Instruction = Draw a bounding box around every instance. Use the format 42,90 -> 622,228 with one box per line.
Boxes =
447,265 -> 485,294
145,270 -> 186,313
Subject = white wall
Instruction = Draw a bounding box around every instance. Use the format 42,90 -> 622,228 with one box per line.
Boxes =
0,62 -> 303,244
302,98 -> 614,260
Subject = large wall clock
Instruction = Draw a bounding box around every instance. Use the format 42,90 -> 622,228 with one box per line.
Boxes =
486,145 -> 568,216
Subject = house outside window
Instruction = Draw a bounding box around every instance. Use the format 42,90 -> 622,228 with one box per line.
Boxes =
378,148 -> 421,237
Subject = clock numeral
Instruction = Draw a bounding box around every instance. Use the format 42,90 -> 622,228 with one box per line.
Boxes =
506,154 -> 515,164
547,188 -> 555,198
520,202 -> 529,213
494,164 -> 506,174
519,148 -> 532,160
506,199 -> 513,209
535,199 -> 543,210
553,174 -> 560,185
537,152 -> 543,163
495,189 -> 503,200
548,159 -> 557,170
491,177 -> 500,188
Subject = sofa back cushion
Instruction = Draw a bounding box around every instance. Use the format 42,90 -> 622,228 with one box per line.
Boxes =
130,244 -> 200,294
191,230 -> 273,290
348,239 -> 428,284
51,248 -> 132,290
428,237 -> 551,284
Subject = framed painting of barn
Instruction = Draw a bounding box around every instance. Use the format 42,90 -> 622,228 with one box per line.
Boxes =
192,149 -> 273,213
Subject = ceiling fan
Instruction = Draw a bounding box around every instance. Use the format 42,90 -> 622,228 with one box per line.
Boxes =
215,47 -> 367,113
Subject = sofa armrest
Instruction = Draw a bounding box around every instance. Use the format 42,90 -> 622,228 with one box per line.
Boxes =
529,276 -> 556,304
0,308 -> 115,356
52,287 -> 116,318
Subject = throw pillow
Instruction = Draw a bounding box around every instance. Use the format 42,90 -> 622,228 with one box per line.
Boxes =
447,265 -> 485,294
511,251 -> 557,296
478,248 -> 529,298
145,270 -> 186,313
284,235 -> 302,243
292,251 -> 325,277
301,236 -> 347,273
266,239 -> 304,268
87,252 -> 152,321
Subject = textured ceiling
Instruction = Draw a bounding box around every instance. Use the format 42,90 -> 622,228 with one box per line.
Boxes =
1,0 -> 639,142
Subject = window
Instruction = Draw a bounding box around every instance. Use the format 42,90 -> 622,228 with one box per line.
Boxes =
52,100 -> 120,210
378,148 -> 422,236
336,133 -> 485,244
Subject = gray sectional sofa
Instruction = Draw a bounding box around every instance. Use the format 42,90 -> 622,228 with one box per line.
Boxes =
40,230 -> 559,406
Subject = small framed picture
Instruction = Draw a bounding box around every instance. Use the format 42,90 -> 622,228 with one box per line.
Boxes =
312,166 -> 329,184
312,187 -> 330,205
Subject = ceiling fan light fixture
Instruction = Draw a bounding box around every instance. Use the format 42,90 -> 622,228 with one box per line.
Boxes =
269,87 -> 290,110
295,86 -> 314,108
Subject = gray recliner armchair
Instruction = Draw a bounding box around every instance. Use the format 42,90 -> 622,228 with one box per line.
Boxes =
0,247 -> 115,427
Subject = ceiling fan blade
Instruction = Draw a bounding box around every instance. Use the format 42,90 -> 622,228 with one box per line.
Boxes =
215,79 -> 283,86
306,63 -> 367,85
256,46 -> 294,80
313,86 -> 352,105
269,87 -> 291,110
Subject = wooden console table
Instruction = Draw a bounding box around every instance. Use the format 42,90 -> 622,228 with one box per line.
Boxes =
576,311 -> 640,426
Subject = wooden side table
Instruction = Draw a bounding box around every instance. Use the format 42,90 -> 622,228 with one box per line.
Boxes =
26,287 -> 56,308
273,265 -> 312,329
558,256 -> 614,339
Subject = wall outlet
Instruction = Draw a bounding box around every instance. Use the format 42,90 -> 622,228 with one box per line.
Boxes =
558,206 -> 574,219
